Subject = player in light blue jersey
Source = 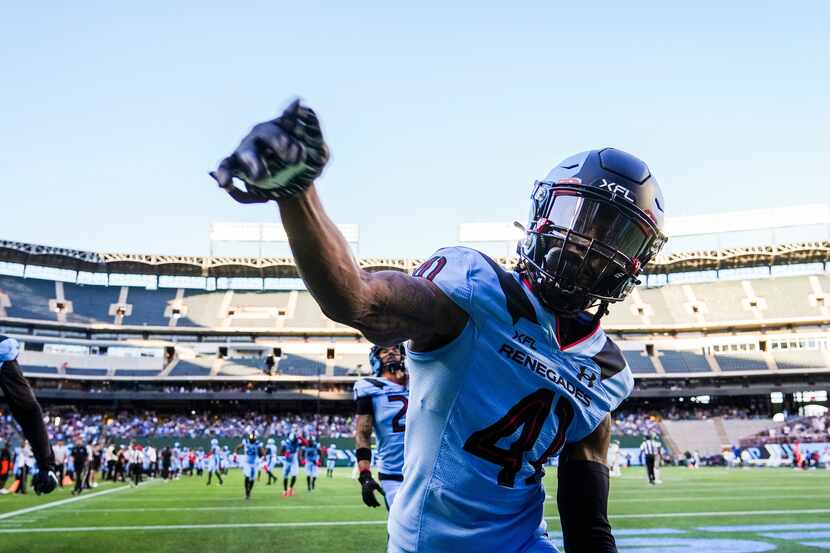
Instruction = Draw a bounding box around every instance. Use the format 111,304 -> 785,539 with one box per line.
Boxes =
354,344 -> 408,509
234,432 -> 264,500
302,437 -> 321,491
206,439 -> 224,486
213,103 -> 667,552
263,438 -> 279,486
326,443 -> 337,478
280,433 -> 301,497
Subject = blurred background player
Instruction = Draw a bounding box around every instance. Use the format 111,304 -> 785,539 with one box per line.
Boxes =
0,335 -> 57,495
264,438 -> 279,485
206,439 -> 224,486
303,437 -> 321,491
353,344 -> 409,509
235,432 -> 263,500
608,440 -> 622,478
326,443 -> 337,478
280,433 -> 301,497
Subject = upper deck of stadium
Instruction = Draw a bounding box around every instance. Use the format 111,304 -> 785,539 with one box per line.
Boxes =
1,238 -> 829,334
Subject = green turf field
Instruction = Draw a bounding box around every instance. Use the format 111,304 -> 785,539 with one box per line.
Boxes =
0,466 -> 828,552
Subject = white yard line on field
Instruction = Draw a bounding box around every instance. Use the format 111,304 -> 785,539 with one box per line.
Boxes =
0,481 -> 156,521
2,508 -> 830,534
72,493 -> 830,513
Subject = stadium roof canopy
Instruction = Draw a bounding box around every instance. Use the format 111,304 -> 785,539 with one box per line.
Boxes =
0,238 -> 829,278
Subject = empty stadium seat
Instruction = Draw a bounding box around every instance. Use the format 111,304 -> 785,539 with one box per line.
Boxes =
63,282 -> 119,324
65,367 -> 109,377
277,354 -> 325,376
169,359 -> 213,376
114,369 -> 162,377
658,350 -> 710,373
622,350 -> 656,374
0,275 -> 57,321
715,352 -> 768,371
123,287 -> 178,326
21,365 -> 59,375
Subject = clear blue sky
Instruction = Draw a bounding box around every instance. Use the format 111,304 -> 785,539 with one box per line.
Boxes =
1,2 -> 828,259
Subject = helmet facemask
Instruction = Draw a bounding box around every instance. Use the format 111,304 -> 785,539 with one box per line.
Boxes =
519,182 -> 665,317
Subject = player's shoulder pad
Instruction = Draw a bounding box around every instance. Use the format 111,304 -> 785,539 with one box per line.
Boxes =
353,377 -> 387,399
413,246 -> 537,326
0,336 -> 20,362
563,331 -> 634,413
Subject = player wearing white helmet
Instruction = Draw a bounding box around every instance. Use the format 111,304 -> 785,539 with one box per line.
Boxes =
264,438 -> 279,486
206,438 -> 224,486
326,443 -> 337,478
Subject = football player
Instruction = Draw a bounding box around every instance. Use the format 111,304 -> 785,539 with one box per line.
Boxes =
325,443 -> 337,478
206,438 -> 224,486
264,438 -> 279,485
0,336 -> 57,495
303,437 -> 321,491
280,433 -> 301,497
211,101 -> 666,552
234,432 -> 264,500
353,345 -> 408,509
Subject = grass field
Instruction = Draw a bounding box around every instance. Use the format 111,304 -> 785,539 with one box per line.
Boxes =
0,466 -> 828,552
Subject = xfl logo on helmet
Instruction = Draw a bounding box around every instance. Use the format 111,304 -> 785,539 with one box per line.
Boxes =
598,178 -> 634,202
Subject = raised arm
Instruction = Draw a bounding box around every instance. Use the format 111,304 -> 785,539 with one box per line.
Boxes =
279,187 -> 465,347
210,100 -> 467,349
557,415 -> 617,553
354,413 -> 374,473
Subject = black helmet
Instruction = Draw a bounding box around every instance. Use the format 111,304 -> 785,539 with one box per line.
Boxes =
518,148 -> 667,316
369,344 -> 406,377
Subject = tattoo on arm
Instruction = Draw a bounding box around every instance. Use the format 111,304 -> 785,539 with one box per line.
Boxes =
355,414 -> 374,471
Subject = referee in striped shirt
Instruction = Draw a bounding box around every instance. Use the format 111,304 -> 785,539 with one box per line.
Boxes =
640,434 -> 660,485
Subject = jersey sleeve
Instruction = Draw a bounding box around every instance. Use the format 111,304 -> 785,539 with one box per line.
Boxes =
413,247 -> 530,327
354,379 -> 384,415
560,333 -> 635,443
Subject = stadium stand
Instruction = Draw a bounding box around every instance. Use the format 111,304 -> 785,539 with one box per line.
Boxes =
661,419 -> 725,456
657,349 -> 711,373
114,369 -> 163,377
772,349 -> 829,370
122,286 -> 178,326
65,367 -> 109,377
0,275 -> 56,321
690,280 -> 750,322
715,351 -> 768,371
622,350 -> 657,374
21,365 -> 59,374
333,353 -> 369,376
168,358 -> 214,377
278,354 -> 326,376
750,277 -> 818,319
63,282 -> 118,324
219,357 -> 264,377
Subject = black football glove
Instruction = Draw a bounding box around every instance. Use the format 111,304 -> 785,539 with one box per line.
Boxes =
210,99 -> 330,203
32,468 -> 59,495
358,469 -> 385,508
